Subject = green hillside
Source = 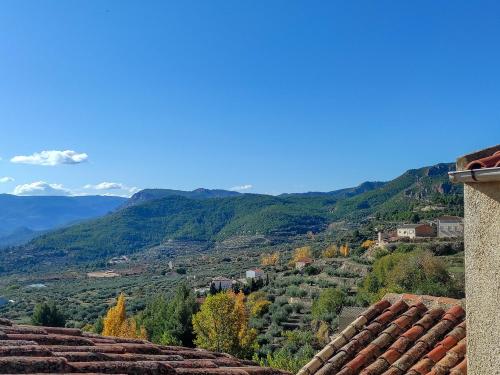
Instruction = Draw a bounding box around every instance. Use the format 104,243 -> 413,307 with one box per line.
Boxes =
121,188 -> 241,209
0,163 -> 463,272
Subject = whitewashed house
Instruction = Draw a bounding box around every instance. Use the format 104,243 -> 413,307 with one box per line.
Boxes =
246,268 -> 265,279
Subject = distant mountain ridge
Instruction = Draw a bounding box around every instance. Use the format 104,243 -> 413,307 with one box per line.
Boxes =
0,194 -> 127,247
122,188 -> 241,208
0,162 -> 463,273
280,181 -> 386,198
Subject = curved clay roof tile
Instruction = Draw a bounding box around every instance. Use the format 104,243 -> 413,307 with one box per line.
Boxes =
465,150 -> 500,170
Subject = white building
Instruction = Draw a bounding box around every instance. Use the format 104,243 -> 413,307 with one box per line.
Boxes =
211,276 -> 233,290
436,216 -> 464,238
396,223 -> 434,239
246,268 -> 265,279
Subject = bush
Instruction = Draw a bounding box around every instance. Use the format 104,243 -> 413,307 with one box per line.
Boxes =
32,301 -> 66,327
311,288 -> 346,323
358,250 -> 463,303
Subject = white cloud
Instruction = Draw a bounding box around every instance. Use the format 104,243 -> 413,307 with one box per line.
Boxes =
83,182 -> 141,197
12,181 -> 72,196
229,184 -> 253,191
11,150 -> 88,166
0,176 -> 14,183
84,182 -> 124,190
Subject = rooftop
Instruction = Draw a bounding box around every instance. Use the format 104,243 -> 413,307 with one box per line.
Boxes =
298,294 -> 467,375
211,276 -> 232,281
397,224 -> 429,229
0,318 -> 288,375
435,216 -> 463,222
449,144 -> 500,183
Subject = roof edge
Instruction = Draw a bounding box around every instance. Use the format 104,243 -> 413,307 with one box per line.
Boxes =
383,293 -> 465,310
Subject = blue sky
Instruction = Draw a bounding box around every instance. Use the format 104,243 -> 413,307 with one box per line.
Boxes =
0,1 -> 499,196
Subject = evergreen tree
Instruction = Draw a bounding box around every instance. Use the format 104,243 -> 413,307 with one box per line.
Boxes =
139,284 -> 198,346
32,301 -> 66,327
209,282 -> 218,295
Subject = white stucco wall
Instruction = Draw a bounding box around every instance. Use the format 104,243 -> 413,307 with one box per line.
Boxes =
463,181 -> 500,374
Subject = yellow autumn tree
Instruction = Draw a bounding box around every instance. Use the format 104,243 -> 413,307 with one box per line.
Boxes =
339,244 -> 350,257
192,291 -> 257,358
293,246 -> 312,262
261,252 -> 279,266
102,293 -> 146,339
361,240 -> 375,249
322,244 -> 338,258
246,291 -> 271,317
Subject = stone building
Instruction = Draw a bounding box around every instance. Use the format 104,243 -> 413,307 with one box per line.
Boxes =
436,216 -> 464,238
211,276 -> 233,290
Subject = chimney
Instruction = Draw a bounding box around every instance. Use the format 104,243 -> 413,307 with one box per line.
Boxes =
449,144 -> 500,374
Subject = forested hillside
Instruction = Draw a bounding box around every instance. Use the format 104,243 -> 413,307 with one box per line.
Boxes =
0,163 -> 463,272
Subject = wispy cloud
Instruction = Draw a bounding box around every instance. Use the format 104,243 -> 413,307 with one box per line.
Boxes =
84,182 -> 124,190
12,181 -> 72,196
84,182 -> 141,196
229,184 -> 253,191
11,150 -> 88,166
0,176 -> 14,183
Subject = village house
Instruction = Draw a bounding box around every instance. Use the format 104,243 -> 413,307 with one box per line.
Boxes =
246,268 -> 265,279
396,223 -> 435,239
295,257 -> 313,270
210,276 -> 233,290
436,215 -> 464,238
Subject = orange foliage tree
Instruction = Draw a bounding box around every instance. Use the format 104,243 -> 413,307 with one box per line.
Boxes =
322,244 -> 338,258
102,293 -> 146,339
339,244 -> 350,257
261,252 -> 280,266
293,246 -> 312,262
361,240 -> 375,249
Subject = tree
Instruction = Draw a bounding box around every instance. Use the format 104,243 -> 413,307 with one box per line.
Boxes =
192,291 -> 257,358
138,284 -> 198,346
293,246 -> 312,262
410,213 -> 420,224
361,240 -> 375,249
254,330 -> 315,373
358,249 -> 463,303
247,291 -> 271,317
261,252 -> 279,266
322,244 -> 338,258
339,244 -> 350,257
209,282 -> 218,295
311,288 -> 346,323
102,293 -> 146,339
32,301 -> 66,327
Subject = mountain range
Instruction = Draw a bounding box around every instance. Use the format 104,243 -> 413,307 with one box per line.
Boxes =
0,163 -> 463,273
0,195 -> 127,247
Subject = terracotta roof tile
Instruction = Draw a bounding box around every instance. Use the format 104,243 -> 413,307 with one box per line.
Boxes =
298,294 -> 467,375
0,319 -> 289,375
449,358 -> 467,375
465,150 -> 500,170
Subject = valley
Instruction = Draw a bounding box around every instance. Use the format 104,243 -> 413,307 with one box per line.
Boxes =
0,162 -> 465,372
